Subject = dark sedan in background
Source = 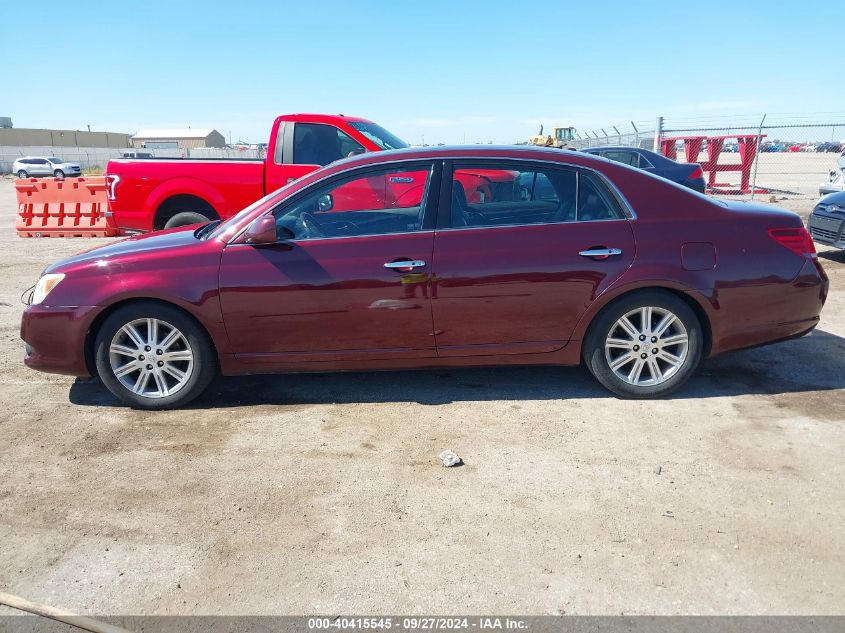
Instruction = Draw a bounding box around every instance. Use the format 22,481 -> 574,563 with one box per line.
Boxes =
808,190 -> 845,250
581,146 -> 706,193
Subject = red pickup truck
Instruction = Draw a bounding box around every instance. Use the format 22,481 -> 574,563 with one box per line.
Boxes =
106,114 -> 415,231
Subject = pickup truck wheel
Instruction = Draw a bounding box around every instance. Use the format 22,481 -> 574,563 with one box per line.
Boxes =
94,302 -> 217,410
164,211 -> 212,229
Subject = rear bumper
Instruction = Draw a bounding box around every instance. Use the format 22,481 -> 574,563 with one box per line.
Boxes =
20,304 -> 102,377
713,258 -> 828,355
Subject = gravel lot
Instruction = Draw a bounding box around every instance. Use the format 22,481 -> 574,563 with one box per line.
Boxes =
0,178 -> 843,616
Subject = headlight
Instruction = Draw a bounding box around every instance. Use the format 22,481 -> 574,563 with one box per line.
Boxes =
32,273 -> 65,305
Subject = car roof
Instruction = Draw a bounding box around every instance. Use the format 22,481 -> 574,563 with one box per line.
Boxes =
581,146 -> 676,166
324,144 -> 612,172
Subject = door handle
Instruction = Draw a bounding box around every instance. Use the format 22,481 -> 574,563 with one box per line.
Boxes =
578,248 -> 622,259
384,260 -> 426,270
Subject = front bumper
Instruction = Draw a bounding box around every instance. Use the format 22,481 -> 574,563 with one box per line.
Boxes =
808,209 -> 845,249
20,304 -> 103,376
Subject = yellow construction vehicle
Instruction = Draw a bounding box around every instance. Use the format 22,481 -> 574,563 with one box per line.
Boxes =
528,125 -> 577,148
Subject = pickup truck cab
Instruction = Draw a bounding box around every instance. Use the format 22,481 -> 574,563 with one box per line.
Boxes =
106,114 -> 409,231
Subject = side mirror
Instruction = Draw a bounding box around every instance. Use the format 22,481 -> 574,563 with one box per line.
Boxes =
244,215 -> 278,244
317,193 -> 333,212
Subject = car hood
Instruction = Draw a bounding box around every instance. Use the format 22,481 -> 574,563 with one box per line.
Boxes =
45,227 -> 206,274
819,190 -> 845,207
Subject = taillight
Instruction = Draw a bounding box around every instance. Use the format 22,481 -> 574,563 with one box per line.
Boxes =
106,174 -> 120,201
768,227 -> 816,257
688,166 -> 704,179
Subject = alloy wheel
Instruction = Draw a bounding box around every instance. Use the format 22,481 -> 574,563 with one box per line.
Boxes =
603,306 -> 689,387
108,318 -> 194,398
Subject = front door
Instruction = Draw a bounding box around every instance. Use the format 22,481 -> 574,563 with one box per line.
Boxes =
220,161 -> 440,365
34,159 -> 50,176
431,160 -> 636,356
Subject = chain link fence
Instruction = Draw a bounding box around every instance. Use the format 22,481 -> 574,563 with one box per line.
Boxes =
659,114 -> 845,199
569,114 -> 845,199
569,121 -> 656,150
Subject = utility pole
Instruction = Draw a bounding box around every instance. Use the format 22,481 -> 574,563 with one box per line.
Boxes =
654,116 -> 664,152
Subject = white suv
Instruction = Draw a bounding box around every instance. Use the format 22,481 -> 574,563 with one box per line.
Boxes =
12,156 -> 82,179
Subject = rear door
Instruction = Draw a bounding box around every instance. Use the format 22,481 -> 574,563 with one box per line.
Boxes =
430,160 -> 635,356
264,122 -> 367,194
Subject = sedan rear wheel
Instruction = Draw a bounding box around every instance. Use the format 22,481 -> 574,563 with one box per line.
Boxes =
95,302 -> 216,409
584,291 -> 703,398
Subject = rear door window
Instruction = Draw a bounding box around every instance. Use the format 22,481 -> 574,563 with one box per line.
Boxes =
450,164 -> 577,227
448,162 -> 626,227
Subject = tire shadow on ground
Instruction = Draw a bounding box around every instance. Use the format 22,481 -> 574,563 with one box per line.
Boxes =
68,330 -> 845,409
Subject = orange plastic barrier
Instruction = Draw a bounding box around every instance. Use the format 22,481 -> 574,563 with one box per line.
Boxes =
15,177 -> 121,238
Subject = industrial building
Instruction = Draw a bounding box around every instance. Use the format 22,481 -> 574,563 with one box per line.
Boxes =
131,128 -> 226,150
0,127 -> 131,148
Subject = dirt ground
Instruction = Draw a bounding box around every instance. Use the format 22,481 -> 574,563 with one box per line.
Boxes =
0,178 -> 843,616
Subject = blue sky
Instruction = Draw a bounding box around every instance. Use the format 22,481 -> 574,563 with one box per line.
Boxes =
1,0 -> 841,144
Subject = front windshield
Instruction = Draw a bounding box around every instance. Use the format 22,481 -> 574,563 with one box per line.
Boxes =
48,157 -> 64,164
348,121 -> 408,150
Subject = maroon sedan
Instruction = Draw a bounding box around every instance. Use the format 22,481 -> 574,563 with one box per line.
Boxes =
21,146 -> 827,409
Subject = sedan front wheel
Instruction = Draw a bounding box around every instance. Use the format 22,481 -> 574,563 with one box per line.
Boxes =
584,291 -> 703,398
94,302 -> 216,409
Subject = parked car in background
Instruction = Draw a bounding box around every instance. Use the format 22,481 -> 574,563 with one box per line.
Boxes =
581,146 -> 706,193
121,150 -> 154,159
13,156 -> 82,179
808,190 -> 845,249
22,146 -> 826,408
819,153 -> 845,195
761,141 -> 786,152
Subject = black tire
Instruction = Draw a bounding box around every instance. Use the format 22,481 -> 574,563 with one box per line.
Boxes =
94,302 -> 217,409
54,169 -> 65,180
583,290 -> 703,399
17,170 -> 28,178
164,211 -> 211,229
